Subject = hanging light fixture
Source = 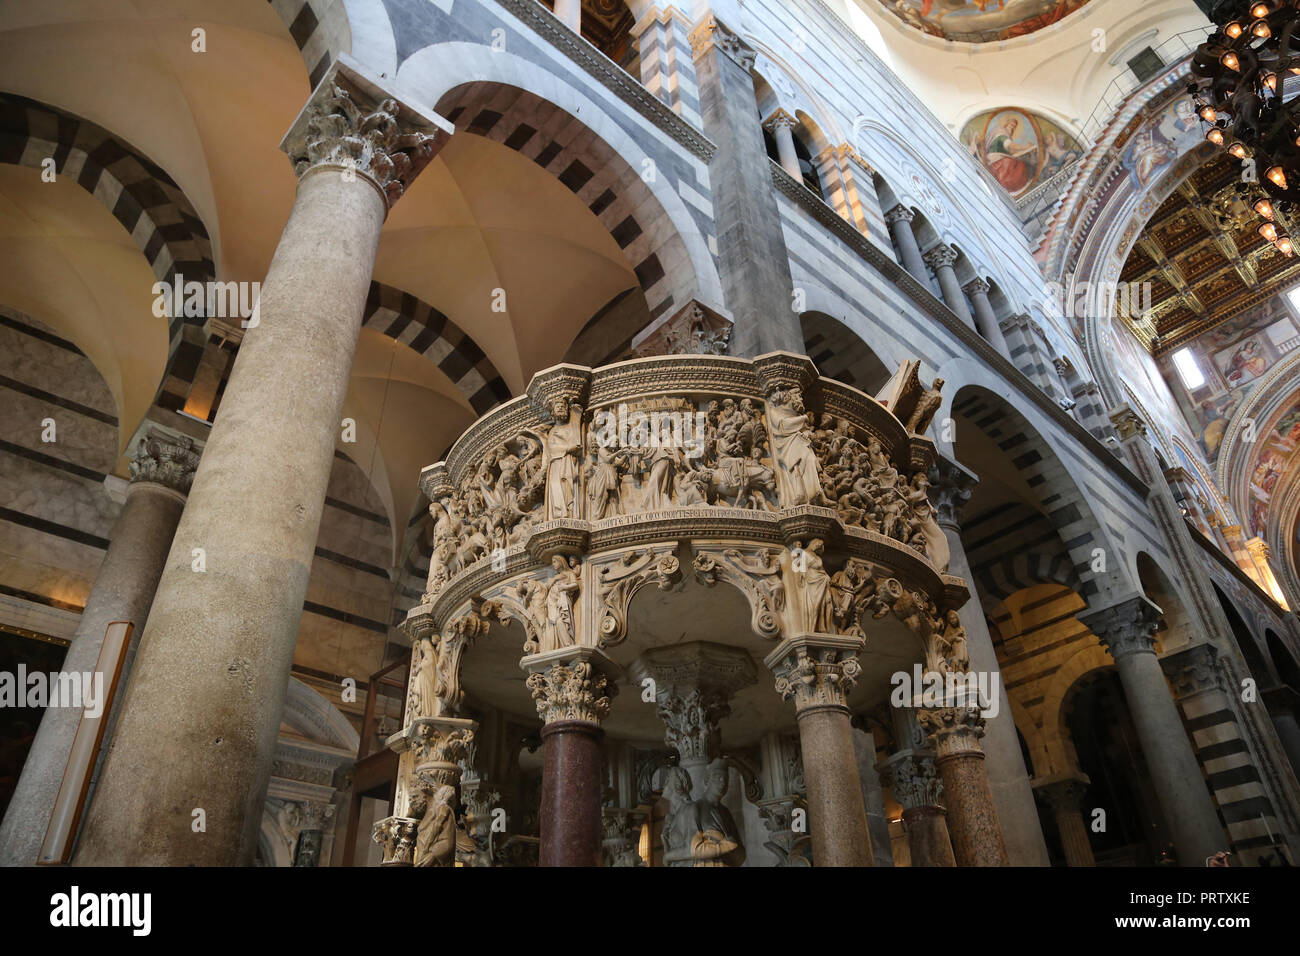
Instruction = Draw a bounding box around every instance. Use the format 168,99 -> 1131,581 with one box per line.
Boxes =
1267,165 -> 1289,189
1276,236 -> 1295,256
1256,197 -> 1276,219
1260,221 -> 1280,241
1208,127 -> 1226,145
1229,142 -> 1249,158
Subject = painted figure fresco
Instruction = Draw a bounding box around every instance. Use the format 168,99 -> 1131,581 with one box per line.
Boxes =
879,0 -> 1093,43
1119,99 -> 1200,189
961,108 -> 1084,199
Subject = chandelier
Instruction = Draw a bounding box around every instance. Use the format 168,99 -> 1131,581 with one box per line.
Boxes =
1190,0 -> 1300,255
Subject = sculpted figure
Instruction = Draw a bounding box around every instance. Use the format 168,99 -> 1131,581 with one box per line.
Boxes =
408,636 -> 440,720
414,784 -> 458,867
584,434 -> 625,520
787,539 -> 834,633
906,472 -> 950,572
641,440 -> 680,512
662,763 -> 745,867
941,609 -> 969,673
905,377 -> 945,435
544,398 -> 583,518
830,560 -> 876,635
767,388 -> 826,506
542,556 -> 580,651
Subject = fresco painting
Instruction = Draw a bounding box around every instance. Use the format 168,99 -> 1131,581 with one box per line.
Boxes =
961,108 -> 1085,199
879,0 -> 1094,44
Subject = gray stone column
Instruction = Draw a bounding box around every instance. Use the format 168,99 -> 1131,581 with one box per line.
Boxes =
923,244 -> 974,327
1034,774 -> 1095,867
1080,596 -> 1226,866
932,460 -> 1051,865
763,109 -> 802,181
73,66 -> 449,866
689,16 -> 801,357
962,277 -> 1010,355
0,430 -> 198,865
880,750 -> 955,867
884,205 -> 927,281
766,635 -> 873,866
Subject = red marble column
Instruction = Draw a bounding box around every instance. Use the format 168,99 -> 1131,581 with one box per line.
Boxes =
539,720 -> 605,867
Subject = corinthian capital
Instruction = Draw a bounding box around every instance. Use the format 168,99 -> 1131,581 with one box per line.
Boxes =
880,750 -> 944,810
763,108 -> 798,133
917,704 -> 985,758
129,430 -> 200,495
688,15 -> 756,71
630,642 -> 757,761
522,647 -> 619,725
930,457 -> 977,530
1079,595 -> 1161,661
1108,403 -> 1148,441
282,56 -> 452,209
765,635 -> 863,713
884,204 -> 915,225
923,244 -> 958,270
961,277 -> 991,297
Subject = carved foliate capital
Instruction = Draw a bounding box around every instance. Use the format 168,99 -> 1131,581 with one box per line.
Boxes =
688,15 -> 756,71
372,816 -> 419,866
522,647 -> 619,725
930,457 -> 977,530
880,750 -> 944,810
766,635 -> 863,712
1080,595 -> 1161,661
763,108 -> 798,133
961,277 -> 991,297
389,716 -> 477,794
884,204 -> 915,225
285,799 -> 336,834
917,704 -> 985,758
922,244 -> 958,270
281,58 -> 451,209
129,431 -> 200,494
630,642 -> 758,761
1034,774 -> 1090,814
1159,641 -> 1224,697
1108,403 -> 1148,441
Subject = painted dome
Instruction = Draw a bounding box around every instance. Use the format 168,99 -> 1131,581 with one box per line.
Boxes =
876,0 -> 1095,44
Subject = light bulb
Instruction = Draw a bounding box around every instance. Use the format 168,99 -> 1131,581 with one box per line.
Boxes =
1276,237 -> 1295,256
1222,52 -> 1241,72
1226,21 -> 1244,37
1229,143 -> 1248,159
1267,165 -> 1289,189
1200,105 -> 1218,122
1256,198 -> 1276,219
1254,20 -> 1272,38
1252,3 -> 1271,18
1260,221 -> 1279,241
1207,128 -> 1225,145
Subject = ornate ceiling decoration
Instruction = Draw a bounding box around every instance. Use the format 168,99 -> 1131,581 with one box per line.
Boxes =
876,0 -> 1095,44
1119,152 -> 1300,354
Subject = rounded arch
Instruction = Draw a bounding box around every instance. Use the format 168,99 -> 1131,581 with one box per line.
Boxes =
1135,551 -> 1194,651
390,46 -> 723,316
1266,629 -> 1300,691
943,371 -> 1133,602
800,311 -> 893,394
1042,644 -> 1114,776
1213,583 -> 1277,687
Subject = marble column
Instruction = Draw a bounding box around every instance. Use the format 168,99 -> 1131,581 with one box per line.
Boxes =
763,109 -> 802,181
932,459 -> 1051,865
288,800 -> 335,867
918,703 -> 1009,866
881,750 -> 955,867
1080,596 -> 1226,866
689,16 -> 801,356
523,647 -> 618,867
923,244 -> 974,327
962,277 -> 1011,356
1034,774 -> 1095,867
766,634 -> 873,866
554,0 -> 582,31
884,205 -> 927,281
74,66 -> 450,866
0,429 -> 198,866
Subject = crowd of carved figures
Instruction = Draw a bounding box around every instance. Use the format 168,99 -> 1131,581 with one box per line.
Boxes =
424,388 -> 952,602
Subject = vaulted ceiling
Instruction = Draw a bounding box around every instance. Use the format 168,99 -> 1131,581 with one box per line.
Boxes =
1119,153 -> 1300,356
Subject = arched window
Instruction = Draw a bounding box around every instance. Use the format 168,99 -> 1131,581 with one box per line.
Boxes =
762,124 -> 824,198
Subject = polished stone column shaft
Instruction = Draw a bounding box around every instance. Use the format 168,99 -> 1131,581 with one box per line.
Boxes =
932,461 -> 1050,865
525,649 -> 617,867
74,75 -> 445,866
923,244 -> 974,327
919,707 -> 1009,866
962,277 -> 1011,355
1036,775 -> 1095,867
764,109 -> 802,180
884,205 -> 927,281
0,436 -> 194,865
767,635 -> 873,866
881,750 -> 955,867
1083,597 -> 1226,866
